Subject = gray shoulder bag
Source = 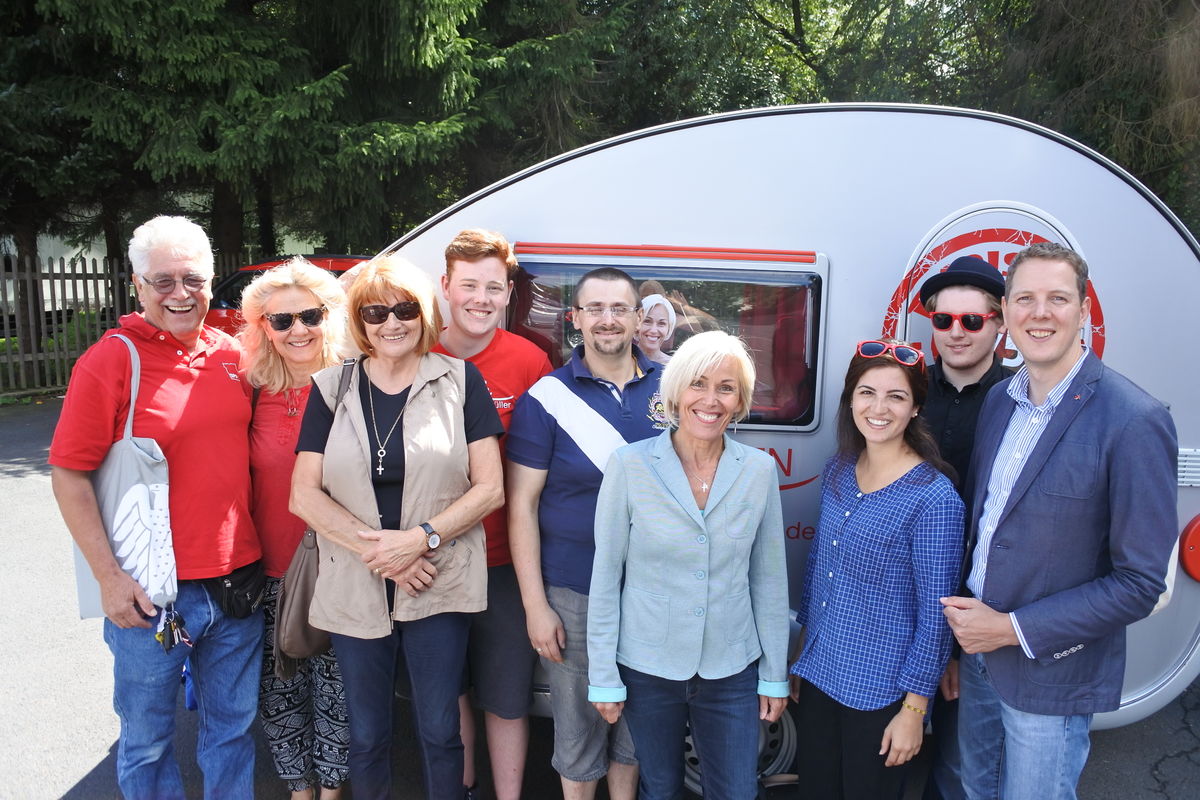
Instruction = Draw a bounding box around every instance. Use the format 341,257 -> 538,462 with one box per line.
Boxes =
91,334 -> 178,608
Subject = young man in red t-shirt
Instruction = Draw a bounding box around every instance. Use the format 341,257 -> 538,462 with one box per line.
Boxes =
431,229 -> 551,800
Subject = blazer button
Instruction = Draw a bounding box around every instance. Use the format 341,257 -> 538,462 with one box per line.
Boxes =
695,570 -> 705,579
694,607 -> 705,617
697,535 -> 707,544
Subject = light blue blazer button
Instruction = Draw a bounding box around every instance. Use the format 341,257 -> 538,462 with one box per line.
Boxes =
697,534 -> 707,543
695,570 -> 705,579
694,607 -> 705,616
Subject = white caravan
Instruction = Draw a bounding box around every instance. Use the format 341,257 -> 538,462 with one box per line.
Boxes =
386,104 -> 1200,754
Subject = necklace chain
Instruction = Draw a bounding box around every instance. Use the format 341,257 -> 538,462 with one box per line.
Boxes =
681,462 -> 717,493
284,387 -> 304,417
365,363 -> 410,476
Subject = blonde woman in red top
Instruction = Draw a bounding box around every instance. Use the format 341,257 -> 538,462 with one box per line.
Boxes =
240,258 -> 351,800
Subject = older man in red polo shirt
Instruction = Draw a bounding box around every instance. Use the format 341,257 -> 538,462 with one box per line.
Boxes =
50,216 -> 262,800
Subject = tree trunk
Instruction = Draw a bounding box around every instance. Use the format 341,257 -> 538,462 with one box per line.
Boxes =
255,174 -> 277,258
99,195 -> 133,316
211,180 -> 245,272
12,224 -> 45,346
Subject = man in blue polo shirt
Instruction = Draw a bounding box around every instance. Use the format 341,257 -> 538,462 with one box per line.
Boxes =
508,267 -> 667,800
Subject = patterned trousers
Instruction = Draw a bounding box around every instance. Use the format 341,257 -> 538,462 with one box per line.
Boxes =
259,576 -> 351,792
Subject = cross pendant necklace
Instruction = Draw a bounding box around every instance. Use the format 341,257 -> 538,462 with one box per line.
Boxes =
682,463 -> 717,493
365,363 -> 409,477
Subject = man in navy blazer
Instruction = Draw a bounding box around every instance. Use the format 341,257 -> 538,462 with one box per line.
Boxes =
940,242 -> 1178,800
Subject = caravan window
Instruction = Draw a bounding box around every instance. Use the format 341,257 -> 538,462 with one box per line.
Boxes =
509,263 -> 822,428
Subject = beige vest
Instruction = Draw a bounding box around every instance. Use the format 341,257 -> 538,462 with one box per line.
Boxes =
308,353 -> 486,638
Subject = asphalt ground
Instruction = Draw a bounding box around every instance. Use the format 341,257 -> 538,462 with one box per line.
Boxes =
2,397 -> 1196,799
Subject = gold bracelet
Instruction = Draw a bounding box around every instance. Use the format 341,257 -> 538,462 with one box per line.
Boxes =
901,701 -> 926,716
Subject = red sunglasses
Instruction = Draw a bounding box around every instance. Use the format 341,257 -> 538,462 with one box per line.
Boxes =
856,340 -> 925,367
930,311 -> 998,332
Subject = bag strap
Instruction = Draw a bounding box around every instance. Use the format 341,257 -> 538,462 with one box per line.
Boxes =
331,358 -> 357,409
110,334 -> 140,441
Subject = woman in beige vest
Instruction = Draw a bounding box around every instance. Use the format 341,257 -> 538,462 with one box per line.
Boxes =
291,256 -> 504,800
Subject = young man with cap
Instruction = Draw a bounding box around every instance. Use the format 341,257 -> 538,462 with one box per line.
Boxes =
918,254 -> 1011,800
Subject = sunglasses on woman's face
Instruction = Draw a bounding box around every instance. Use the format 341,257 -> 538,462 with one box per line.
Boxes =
857,339 -> 925,367
359,301 -> 421,325
265,306 -> 326,331
930,311 -> 998,332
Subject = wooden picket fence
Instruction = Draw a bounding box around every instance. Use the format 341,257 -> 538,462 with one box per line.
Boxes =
0,253 -> 245,395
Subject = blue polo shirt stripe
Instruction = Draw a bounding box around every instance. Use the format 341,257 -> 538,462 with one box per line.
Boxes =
527,377 -> 631,471
507,345 -> 666,594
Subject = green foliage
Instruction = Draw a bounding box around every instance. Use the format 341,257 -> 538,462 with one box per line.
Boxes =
4,0 -> 1199,257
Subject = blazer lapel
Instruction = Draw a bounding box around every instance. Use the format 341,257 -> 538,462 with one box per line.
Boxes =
994,354 -> 1101,530
650,431 -> 706,528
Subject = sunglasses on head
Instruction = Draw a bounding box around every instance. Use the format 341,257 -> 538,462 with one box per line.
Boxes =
857,339 -> 925,367
265,306 -> 326,332
930,311 -> 998,332
359,301 -> 421,325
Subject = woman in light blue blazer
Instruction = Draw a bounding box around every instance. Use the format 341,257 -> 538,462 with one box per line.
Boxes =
587,330 -> 789,800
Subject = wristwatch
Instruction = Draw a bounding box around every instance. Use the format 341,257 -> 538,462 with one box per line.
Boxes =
419,522 -> 441,551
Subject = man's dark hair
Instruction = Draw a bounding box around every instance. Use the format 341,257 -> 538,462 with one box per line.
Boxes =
573,267 -> 638,307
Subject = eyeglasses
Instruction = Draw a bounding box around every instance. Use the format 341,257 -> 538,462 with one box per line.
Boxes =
359,301 -> 421,325
140,274 -> 210,294
265,306 -> 326,332
857,340 -> 925,367
930,311 -> 998,332
575,304 -> 636,318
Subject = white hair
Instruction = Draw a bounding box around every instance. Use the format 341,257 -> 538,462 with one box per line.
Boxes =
640,293 -> 677,337
128,216 -> 214,276
660,330 -> 756,428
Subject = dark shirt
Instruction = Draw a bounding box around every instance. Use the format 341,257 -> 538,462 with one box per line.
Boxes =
296,359 -> 503,529
920,355 -> 1012,493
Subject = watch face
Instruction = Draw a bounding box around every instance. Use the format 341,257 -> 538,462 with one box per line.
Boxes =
427,532 -> 441,549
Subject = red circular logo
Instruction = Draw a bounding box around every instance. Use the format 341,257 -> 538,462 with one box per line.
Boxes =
885,227 -> 1106,359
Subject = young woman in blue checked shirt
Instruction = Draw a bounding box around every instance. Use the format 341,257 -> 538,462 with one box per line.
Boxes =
790,340 -> 964,799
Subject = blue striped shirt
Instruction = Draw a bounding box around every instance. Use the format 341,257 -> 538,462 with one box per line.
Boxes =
791,454 -> 964,709
967,348 -> 1089,656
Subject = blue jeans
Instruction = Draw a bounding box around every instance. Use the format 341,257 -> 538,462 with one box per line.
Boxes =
331,612 -> 471,800
957,652 -> 1092,800
103,581 -> 264,800
620,663 -> 759,800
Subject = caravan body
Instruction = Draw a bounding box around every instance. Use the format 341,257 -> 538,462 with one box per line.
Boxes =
387,104 -> 1200,728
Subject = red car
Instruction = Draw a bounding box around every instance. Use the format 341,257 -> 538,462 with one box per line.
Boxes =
204,255 -> 368,335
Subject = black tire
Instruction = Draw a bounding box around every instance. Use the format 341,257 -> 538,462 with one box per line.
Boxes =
682,703 -> 799,796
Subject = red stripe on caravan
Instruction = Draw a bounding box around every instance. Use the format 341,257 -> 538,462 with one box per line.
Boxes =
515,242 -> 817,263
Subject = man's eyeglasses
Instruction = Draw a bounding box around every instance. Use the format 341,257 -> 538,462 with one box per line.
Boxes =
359,301 -> 421,325
930,311 -> 998,332
140,274 -> 210,294
265,307 -> 326,332
857,340 -> 925,367
575,304 -> 637,318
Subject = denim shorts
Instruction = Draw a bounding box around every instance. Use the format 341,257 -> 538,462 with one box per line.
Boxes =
543,584 -> 637,782
464,564 -> 537,719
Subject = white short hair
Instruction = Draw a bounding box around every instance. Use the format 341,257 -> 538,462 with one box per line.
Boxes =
128,216 -> 214,276
640,293 -> 677,337
660,330 -> 756,428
